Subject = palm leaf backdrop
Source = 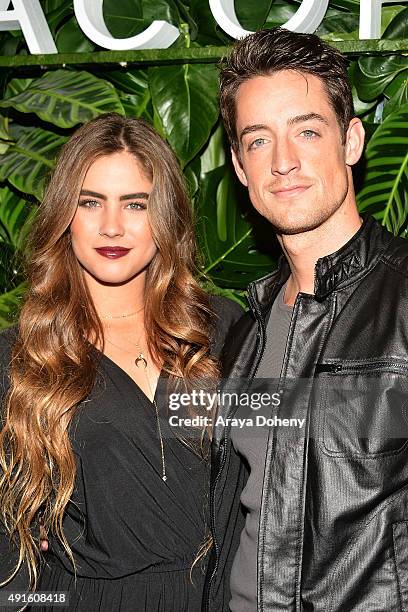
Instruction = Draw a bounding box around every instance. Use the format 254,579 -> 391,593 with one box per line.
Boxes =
0,0 -> 407,321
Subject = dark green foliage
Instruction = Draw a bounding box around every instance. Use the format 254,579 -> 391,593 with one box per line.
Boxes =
0,1 -> 407,318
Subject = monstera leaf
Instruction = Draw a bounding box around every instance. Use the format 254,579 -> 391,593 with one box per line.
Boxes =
358,105 -> 408,235
0,70 -> 124,129
355,56 -> 407,102
149,62 -> 219,167
0,126 -> 66,199
383,72 -> 408,118
354,9 -> 408,102
55,17 -> 95,53
196,165 -> 276,289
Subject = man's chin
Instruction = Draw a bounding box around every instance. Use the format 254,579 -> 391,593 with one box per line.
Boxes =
267,215 -> 326,236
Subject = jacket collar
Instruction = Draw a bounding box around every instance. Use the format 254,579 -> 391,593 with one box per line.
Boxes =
248,214 -> 392,311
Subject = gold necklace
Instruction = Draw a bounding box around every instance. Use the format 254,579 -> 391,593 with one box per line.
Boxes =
101,305 -> 144,320
104,333 -> 167,482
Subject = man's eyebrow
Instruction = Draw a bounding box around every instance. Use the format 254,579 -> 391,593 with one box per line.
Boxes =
79,190 -> 149,200
287,113 -> 329,126
239,124 -> 269,143
239,114 -> 329,143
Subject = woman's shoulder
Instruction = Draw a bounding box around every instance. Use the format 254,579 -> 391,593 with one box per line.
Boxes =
208,294 -> 246,357
0,325 -> 17,365
209,294 -> 244,326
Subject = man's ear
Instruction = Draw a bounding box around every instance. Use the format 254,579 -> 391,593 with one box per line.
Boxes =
345,117 -> 365,166
231,147 -> 248,187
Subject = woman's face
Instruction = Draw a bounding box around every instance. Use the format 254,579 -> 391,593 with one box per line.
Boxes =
70,150 -> 157,287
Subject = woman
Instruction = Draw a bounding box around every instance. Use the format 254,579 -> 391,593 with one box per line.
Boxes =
0,113 -> 242,611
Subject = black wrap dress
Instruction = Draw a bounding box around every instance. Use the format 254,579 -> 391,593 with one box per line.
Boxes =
0,296 -> 243,612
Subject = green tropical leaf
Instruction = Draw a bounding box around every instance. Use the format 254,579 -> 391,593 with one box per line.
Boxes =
44,0 -> 74,36
0,126 -> 66,199
196,165 -> 276,289
355,55 -> 407,101
149,62 -> 219,166
104,69 -> 151,117
317,13 -> 359,39
325,0 -> 360,12
235,0 -> 274,30
5,78 -> 34,97
265,1 -> 298,28
357,105 -> 408,236
200,279 -> 247,310
0,70 -> 124,129
184,0 -> 229,46
0,187 -> 36,251
199,123 -> 226,176
354,8 -> 408,101
382,6 -> 408,39
104,69 -> 149,95
0,282 -> 27,328
103,0 -> 181,37
55,17 -> 95,53
383,71 -> 408,118
0,114 -> 11,145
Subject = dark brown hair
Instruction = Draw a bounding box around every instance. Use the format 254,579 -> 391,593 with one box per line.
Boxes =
219,27 -> 354,151
0,113 -> 218,591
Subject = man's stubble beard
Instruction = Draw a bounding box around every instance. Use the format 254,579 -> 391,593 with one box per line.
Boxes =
257,183 -> 350,237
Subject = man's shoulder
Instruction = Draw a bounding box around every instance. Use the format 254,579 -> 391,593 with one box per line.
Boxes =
381,233 -> 408,279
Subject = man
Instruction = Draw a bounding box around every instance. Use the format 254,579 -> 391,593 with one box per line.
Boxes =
203,27 -> 408,612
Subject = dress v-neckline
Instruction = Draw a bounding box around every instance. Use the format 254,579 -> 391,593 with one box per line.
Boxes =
95,347 -> 163,407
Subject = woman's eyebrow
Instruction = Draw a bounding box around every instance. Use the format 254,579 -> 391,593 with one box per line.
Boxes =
79,189 -> 106,200
79,190 -> 150,200
119,193 -> 150,200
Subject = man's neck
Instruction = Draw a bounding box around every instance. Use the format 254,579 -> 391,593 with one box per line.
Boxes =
278,203 -> 362,306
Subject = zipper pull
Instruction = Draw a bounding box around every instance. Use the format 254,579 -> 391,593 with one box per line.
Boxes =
315,363 -> 343,373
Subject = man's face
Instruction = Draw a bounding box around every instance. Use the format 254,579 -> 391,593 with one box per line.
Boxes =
231,70 -> 361,235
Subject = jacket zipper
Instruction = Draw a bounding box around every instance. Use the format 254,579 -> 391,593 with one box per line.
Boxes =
316,359 -> 408,374
206,284 -> 267,610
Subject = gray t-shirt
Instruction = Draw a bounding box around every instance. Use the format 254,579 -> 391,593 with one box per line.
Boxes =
229,283 -> 293,612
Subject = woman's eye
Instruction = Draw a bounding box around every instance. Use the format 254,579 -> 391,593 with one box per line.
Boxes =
301,130 -> 318,139
78,199 -> 100,208
127,202 -> 146,211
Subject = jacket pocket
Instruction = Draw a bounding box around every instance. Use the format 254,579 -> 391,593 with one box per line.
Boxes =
393,521 -> 408,611
315,359 -> 408,458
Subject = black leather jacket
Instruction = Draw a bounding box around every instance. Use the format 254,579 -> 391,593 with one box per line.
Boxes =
203,215 -> 408,612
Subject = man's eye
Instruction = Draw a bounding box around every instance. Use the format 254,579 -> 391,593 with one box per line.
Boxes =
301,130 -> 318,139
78,199 -> 100,208
249,138 -> 267,150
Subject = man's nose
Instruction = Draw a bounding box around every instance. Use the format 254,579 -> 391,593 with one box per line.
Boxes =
271,138 -> 300,176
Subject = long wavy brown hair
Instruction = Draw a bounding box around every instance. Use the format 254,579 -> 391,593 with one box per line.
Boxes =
0,113 -> 219,592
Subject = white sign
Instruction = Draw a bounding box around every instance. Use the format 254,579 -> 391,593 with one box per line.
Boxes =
0,0 -> 406,55
209,0 -> 330,38
0,0 -> 57,53
73,0 -> 179,50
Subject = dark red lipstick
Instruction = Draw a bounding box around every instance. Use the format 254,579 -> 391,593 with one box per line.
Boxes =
95,247 -> 131,259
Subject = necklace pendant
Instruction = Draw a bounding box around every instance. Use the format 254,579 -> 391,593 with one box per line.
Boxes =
135,353 -> 147,369
162,475 -> 167,481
